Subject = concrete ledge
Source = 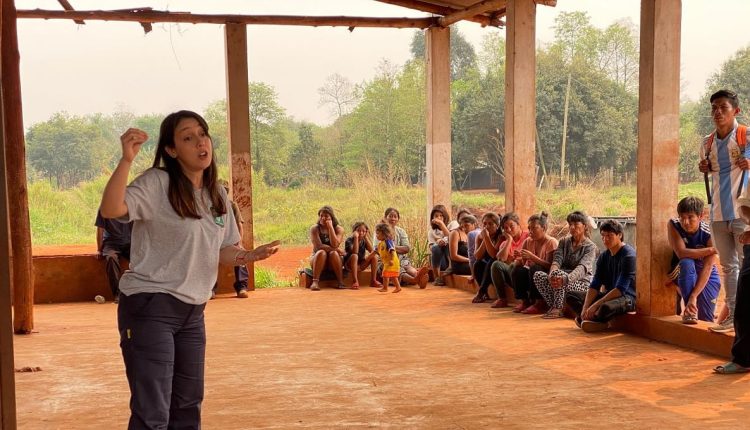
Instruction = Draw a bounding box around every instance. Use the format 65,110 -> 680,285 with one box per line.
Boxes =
299,270 -> 372,289
33,253 -> 236,304
612,314 -> 733,358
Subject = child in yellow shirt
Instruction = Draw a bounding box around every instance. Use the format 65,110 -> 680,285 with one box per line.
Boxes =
375,223 -> 401,293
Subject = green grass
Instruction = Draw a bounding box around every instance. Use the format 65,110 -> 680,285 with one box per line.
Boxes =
27,173 -> 706,247
254,266 -> 291,289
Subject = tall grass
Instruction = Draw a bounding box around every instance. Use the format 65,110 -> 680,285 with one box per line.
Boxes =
27,171 -> 705,247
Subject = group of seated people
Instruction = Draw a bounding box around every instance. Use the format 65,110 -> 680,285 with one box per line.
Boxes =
428,195 -> 729,332
308,195 -> 728,332
308,206 -> 429,292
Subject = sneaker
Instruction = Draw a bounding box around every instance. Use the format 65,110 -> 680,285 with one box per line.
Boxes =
581,320 -> 608,333
575,317 -> 582,328
681,313 -> 698,325
709,317 -> 734,333
433,277 -> 446,286
237,288 -> 249,298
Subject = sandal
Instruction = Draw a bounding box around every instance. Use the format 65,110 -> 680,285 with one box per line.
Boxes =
369,281 -> 383,289
541,308 -> 563,319
310,279 -> 320,291
336,283 -> 347,290
472,293 -> 490,304
350,282 -> 360,290
713,362 -> 750,374
682,313 -> 698,325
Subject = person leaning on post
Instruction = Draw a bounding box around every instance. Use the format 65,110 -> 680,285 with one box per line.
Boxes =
100,110 -> 280,429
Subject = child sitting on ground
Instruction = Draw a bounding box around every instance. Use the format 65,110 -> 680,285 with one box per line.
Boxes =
344,221 -> 382,289
667,196 -> 720,324
375,222 -> 401,293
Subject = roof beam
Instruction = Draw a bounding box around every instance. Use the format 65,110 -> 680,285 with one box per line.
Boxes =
376,0 -> 502,27
16,9 -> 437,29
56,0 -> 85,24
438,0 -> 506,27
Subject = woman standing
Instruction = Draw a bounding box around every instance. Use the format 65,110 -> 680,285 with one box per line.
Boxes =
100,111 -> 280,429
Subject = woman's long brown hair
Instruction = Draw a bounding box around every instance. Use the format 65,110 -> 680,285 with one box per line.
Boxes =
152,110 -> 226,219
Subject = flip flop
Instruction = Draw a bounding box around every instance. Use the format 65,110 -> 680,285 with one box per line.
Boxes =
713,362 -> 750,374
350,283 -> 360,290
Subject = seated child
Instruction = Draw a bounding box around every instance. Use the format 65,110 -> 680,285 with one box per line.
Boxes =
666,196 -> 720,323
344,221 -> 381,289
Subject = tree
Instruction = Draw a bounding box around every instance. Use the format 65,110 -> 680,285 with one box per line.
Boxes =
249,81 -> 286,182
410,28 -> 477,81
317,73 -> 359,119
700,45 -> 750,133
26,112 -> 110,188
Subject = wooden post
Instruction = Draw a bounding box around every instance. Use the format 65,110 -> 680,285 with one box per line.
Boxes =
636,0 -> 681,316
2,0 -> 32,334
224,23 -> 255,289
504,0 -> 536,220
0,1 -> 19,426
425,26 -> 451,212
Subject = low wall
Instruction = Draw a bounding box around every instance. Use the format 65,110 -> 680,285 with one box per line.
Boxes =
32,250 -> 236,304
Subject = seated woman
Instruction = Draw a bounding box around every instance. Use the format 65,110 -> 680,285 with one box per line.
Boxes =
565,219 -> 636,332
666,196 -> 720,324
511,212 -> 558,314
344,221 -> 382,289
443,214 -> 477,285
489,212 -> 529,308
533,211 -> 597,318
377,207 -> 429,288
428,205 -> 454,286
309,205 -> 345,291
472,212 -> 504,303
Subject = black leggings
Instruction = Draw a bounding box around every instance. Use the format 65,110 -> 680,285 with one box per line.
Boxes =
565,290 -> 635,322
473,257 -> 496,297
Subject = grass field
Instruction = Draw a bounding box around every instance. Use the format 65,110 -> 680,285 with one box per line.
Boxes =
28,172 -> 707,247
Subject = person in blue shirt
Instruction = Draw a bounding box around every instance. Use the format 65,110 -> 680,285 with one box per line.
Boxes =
565,219 -> 636,332
667,196 -> 721,324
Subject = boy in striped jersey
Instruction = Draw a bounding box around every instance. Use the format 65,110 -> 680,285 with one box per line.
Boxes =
698,90 -> 749,332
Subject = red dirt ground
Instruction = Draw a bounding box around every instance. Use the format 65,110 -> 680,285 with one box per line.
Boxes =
11,286 -> 750,429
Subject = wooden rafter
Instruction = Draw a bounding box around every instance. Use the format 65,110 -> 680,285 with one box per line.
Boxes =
56,0 -> 85,24
16,9 -> 437,29
376,0 -> 502,27
438,0 -> 506,27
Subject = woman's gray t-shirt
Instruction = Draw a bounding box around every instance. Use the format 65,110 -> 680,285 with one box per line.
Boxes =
118,168 -> 241,305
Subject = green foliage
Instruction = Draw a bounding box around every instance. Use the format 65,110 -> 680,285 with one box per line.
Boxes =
254,266 -> 289,289
26,112 -> 111,189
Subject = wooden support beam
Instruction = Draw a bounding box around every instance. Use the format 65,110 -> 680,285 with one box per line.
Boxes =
3,0 -> 32,335
224,23 -> 255,290
438,0 -> 506,27
376,0 -> 502,26
503,0 -> 536,221
636,0 -> 681,317
0,0 -> 18,425
56,0 -> 85,24
17,9 -> 436,28
425,27 -> 452,212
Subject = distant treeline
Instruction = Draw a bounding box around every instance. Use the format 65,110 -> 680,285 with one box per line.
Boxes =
25,12 -> 750,190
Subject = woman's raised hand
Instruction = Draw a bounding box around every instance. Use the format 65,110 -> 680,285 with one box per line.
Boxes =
120,128 -> 149,163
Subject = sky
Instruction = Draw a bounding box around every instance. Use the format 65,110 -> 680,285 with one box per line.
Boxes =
15,0 -> 750,128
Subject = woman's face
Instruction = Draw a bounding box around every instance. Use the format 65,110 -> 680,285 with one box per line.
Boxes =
355,225 -> 368,236
169,117 -> 212,175
386,210 -> 400,226
433,212 -> 444,222
503,220 -> 521,238
528,221 -> 545,240
569,221 -> 586,239
318,211 -> 332,225
461,221 -> 475,233
483,219 -> 499,235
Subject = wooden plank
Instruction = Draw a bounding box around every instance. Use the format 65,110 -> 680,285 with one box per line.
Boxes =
503,0 -> 536,221
377,0 -> 502,26
425,27 -> 452,212
438,0 -> 506,27
56,0 -> 85,24
0,0 -> 18,424
17,9 -> 435,28
224,23 -> 255,290
3,0 -> 33,335
636,0 -> 681,317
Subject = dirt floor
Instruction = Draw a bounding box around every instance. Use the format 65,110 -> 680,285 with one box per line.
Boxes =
11,285 -> 750,429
